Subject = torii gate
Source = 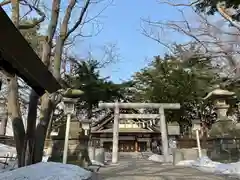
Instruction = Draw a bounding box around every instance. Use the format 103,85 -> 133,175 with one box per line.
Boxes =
99,102 -> 180,164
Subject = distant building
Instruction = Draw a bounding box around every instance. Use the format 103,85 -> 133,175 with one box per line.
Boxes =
90,111 -> 180,152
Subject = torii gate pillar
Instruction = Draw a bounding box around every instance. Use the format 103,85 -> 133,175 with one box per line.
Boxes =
159,107 -> 168,162
112,101 -> 119,164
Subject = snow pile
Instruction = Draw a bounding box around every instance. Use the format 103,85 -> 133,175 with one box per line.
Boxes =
0,162 -> 93,180
176,156 -> 240,176
42,155 -> 49,162
0,160 -> 17,173
0,143 -> 17,172
190,156 -> 221,173
91,160 -> 104,167
148,154 -> 173,163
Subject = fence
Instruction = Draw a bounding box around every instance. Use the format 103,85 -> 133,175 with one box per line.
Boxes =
177,137 -> 207,149
177,137 -> 240,162
0,136 -> 15,147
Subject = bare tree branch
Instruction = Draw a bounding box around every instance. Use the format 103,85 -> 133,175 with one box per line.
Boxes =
141,20 -> 175,53
64,0 -> 91,41
0,0 -> 13,6
158,0 -> 199,7
18,0 -> 46,29
159,0 -> 240,31
142,3 -> 240,79
216,3 -> 240,31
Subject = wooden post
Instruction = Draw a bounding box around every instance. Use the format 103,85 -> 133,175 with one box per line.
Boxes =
146,140 -> 151,151
135,140 -> 138,152
112,100 -> 119,164
159,107 -> 169,162
196,129 -> 202,158
63,113 -> 71,164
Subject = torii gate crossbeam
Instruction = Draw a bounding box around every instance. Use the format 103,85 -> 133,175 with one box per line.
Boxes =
99,102 -> 180,164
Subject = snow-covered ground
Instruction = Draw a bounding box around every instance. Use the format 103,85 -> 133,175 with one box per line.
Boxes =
91,160 -> 105,167
0,143 -> 16,155
0,143 -> 17,172
176,156 -> 240,176
148,154 -> 173,163
0,162 -> 94,180
0,143 -> 99,179
148,153 -> 240,177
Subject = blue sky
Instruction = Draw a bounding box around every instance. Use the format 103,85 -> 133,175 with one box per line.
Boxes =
3,0 -> 192,83
74,0 -> 191,83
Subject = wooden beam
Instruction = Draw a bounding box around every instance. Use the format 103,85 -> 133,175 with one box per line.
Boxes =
0,7 -> 61,95
119,114 -> 160,119
93,115 -> 113,131
99,103 -> 180,109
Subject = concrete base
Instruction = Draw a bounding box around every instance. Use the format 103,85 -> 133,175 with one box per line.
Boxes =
107,163 -> 120,166
95,148 -> 105,164
88,146 -> 95,161
173,148 -> 207,165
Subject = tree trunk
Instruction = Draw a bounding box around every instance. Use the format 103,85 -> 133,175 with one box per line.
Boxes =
9,0 -> 26,167
53,37 -> 64,81
33,94 -> 54,163
41,0 -> 61,67
87,105 -> 92,146
53,0 -> 76,81
46,111 -> 54,138
8,76 -> 25,167
24,0 -> 61,164
23,90 -> 38,165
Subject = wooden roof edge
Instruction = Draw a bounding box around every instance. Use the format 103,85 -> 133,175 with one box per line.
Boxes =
93,115 -> 114,131
92,111 -> 113,126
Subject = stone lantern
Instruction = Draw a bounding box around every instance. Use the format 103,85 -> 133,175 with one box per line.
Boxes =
203,89 -> 237,136
204,88 -> 240,162
81,120 -> 90,136
62,98 -> 78,164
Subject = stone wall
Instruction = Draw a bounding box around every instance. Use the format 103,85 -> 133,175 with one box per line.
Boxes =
177,137 -> 207,149
44,137 -> 88,162
173,148 -> 207,165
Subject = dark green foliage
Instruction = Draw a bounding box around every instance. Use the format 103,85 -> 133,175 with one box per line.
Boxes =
132,49 -> 219,125
195,0 -> 240,15
66,59 -> 131,118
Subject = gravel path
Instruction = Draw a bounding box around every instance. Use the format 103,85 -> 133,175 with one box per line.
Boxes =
98,157 -> 240,180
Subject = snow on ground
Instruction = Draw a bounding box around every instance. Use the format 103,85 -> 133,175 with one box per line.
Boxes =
0,143 -> 15,155
148,154 -> 173,163
176,156 -> 240,177
0,143 -> 17,172
148,153 -> 240,177
0,162 -> 93,180
0,160 -> 17,173
91,160 -> 105,167
0,143 -> 50,173
0,143 -> 99,179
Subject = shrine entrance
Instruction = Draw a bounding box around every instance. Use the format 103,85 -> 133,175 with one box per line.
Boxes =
103,141 -> 148,152
99,102 -> 181,163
